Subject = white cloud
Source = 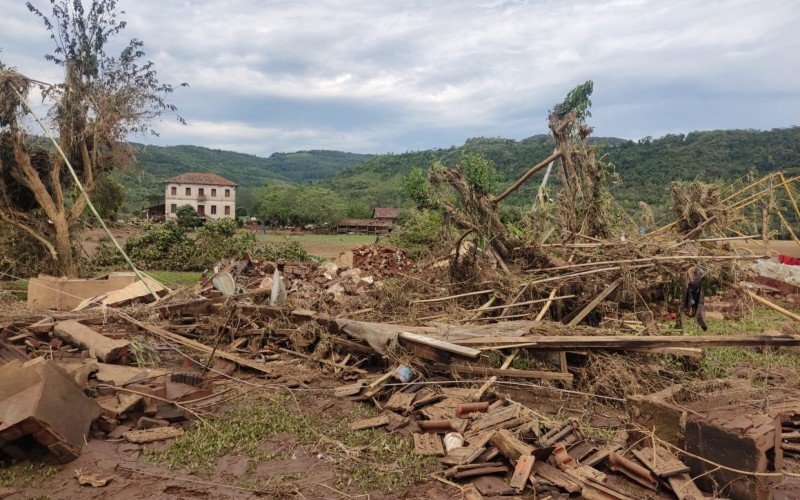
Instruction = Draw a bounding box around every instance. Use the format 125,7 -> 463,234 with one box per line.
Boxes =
2,0 -> 799,155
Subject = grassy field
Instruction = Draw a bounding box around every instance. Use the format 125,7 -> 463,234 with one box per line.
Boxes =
146,270 -> 203,288
257,232 -> 377,258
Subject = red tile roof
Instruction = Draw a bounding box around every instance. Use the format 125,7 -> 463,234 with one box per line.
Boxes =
163,172 -> 238,187
372,207 -> 401,219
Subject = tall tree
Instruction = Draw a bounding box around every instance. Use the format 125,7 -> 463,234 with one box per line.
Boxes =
0,0 -> 183,276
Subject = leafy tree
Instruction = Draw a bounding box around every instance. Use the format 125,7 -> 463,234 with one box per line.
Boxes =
0,0 -> 183,276
176,205 -> 201,230
92,176 -> 126,220
461,152 -> 496,194
551,80 -> 593,125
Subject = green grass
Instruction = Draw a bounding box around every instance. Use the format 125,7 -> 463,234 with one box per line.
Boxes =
678,308 -> 800,378
0,463 -> 58,488
145,270 -> 203,288
146,395 -> 435,494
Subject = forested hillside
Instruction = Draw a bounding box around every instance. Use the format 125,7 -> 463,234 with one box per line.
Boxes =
114,145 -> 370,211
324,127 -> 800,221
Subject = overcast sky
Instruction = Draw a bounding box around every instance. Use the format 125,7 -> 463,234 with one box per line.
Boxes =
1,0 -> 799,155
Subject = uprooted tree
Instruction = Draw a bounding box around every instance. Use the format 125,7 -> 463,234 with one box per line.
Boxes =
0,0 -> 184,277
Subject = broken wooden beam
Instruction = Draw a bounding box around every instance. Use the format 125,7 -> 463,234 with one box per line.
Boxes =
398,331 -> 481,359
53,320 -> 130,363
455,333 -> 800,349
443,364 -> 574,382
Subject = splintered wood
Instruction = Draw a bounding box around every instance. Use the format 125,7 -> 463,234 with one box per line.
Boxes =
413,433 -> 445,456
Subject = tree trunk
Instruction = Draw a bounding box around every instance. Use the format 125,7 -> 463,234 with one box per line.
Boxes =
52,213 -> 78,278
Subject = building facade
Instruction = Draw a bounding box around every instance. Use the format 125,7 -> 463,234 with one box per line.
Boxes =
163,172 -> 237,220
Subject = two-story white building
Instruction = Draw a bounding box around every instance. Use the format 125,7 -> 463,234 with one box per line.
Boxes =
163,172 -> 237,220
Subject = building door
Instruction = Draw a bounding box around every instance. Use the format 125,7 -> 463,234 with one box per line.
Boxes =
197,204 -> 205,215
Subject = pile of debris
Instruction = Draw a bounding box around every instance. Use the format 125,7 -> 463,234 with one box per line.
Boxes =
0,316 -> 224,465
341,368 -> 706,499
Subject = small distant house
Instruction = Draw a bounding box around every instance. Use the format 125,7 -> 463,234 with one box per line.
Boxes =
336,218 -> 393,235
143,203 -> 166,221
163,172 -> 237,220
337,207 -> 401,234
372,207 -> 401,223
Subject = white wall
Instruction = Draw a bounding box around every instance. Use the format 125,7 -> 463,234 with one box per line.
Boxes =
164,182 -> 236,220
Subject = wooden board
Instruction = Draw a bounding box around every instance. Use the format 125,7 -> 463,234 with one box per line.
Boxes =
446,463 -> 507,479
438,446 -> 486,466
446,364 -> 574,382
667,473 -> 706,500
632,447 -> 690,477
122,426 -> 184,444
385,391 -> 416,412
398,331 -> 481,358
454,333 -> 800,348
491,428 -> 535,462
413,433 -> 445,456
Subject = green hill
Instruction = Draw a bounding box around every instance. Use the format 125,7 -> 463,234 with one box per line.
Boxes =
323,128 -> 800,221
113,145 -> 370,211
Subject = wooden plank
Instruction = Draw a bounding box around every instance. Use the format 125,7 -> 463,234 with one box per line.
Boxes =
469,405 -> 520,434
122,426 -> 184,444
510,454 -> 535,492
667,473 -> 706,500
385,391 -> 416,412
413,433 -> 445,456
54,320 -> 130,363
567,279 -> 621,326
491,428 -> 535,462
399,331 -> 481,359
455,334 -> 800,348
446,464 -> 508,479
447,364 -> 573,382
438,446 -> 486,466
632,447 -> 690,478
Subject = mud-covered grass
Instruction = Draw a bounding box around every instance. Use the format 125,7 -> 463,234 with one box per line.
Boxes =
0,462 -> 58,488
146,394 -> 436,494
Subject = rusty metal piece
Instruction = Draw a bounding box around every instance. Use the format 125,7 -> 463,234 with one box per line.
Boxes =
608,452 -> 658,490
418,419 -> 455,432
456,401 -> 490,418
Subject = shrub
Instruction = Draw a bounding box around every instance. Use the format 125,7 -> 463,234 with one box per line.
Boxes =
389,209 -> 446,258
176,205 -> 201,230
104,219 -> 258,272
254,238 -> 311,262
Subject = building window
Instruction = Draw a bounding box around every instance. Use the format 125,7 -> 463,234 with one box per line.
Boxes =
199,188 -> 205,196
185,187 -> 191,196
210,205 -> 217,215
224,205 -> 231,216
197,205 -> 205,215
170,204 -> 177,213
171,186 -> 176,195
225,189 -> 230,197
211,188 -> 217,197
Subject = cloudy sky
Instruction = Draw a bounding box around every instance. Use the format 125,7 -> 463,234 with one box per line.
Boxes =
1,0 -> 799,155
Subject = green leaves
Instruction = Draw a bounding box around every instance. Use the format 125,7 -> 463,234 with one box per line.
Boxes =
461,152 -> 496,194
552,80 -> 594,124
